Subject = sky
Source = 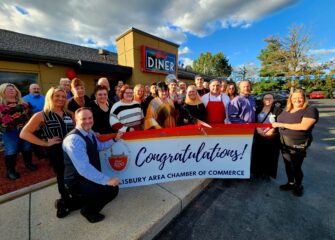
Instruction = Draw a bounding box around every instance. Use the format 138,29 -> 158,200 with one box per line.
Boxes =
1,0 -> 335,71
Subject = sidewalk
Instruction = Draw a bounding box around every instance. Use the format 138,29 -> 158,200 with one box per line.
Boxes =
0,178 -> 212,240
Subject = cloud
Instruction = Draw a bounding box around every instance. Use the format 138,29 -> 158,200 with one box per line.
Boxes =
178,46 -> 191,55
179,57 -> 194,67
0,0 -> 296,48
309,48 -> 335,55
170,0 -> 296,36
154,26 -> 187,45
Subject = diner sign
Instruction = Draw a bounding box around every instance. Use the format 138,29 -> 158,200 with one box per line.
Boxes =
98,124 -> 261,188
141,45 -> 177,75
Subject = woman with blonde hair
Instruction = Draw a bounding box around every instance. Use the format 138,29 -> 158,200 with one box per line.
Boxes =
20,86 -> 75,218
272,89 -> 319,196
0,83 -> 36,180
134,84 -> 145,103
178,85 -> 207,126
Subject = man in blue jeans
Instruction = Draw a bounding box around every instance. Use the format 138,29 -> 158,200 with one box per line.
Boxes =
62,107 -> 122,223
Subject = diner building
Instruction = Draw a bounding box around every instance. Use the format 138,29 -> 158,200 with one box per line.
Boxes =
0,27 -> 201,95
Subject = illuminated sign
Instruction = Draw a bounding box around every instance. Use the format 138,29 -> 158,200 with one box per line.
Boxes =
141,45 -> 176,75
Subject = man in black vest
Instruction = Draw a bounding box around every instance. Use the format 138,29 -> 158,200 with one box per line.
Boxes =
62,107 -> 122,223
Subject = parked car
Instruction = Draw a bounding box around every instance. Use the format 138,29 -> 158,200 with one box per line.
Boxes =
309,91 -> 325,99
254,91 -> 287,108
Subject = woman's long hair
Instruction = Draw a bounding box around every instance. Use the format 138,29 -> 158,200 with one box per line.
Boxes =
285,89 -> 309,112
134,84 -> 145,102
0,83 -> 24,104
185,85 -> 202,105
43,86 -> 68,115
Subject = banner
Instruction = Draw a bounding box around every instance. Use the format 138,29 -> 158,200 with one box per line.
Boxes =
98,124 -> 269,188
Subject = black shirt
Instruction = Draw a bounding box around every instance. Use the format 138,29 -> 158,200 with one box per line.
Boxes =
89,100 -> 114,134
197,88 -> 209,97
67,95 -> 91,113
277,106 -> 319,138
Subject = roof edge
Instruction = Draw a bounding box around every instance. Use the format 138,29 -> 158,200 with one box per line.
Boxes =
115,27 -> 179,47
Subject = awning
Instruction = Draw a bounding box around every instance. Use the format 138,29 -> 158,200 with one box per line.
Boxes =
74,60 -> 132,78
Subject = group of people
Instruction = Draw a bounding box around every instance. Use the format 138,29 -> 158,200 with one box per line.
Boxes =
0,74 -> 318,223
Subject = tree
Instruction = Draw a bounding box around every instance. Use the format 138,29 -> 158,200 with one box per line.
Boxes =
258,25 -> 315,92
212,52 -> 232,77
193,52 -> 232,77
234,63 -> 259,80
258,36 -> 286,77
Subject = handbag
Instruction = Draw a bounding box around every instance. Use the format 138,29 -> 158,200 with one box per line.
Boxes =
280,134 -> 312,150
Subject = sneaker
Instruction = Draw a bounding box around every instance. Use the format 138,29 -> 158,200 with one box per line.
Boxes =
54,199 -> 71,218
279,182 -> 295,191
293,185 -> 304,197
80,210 -> 105,223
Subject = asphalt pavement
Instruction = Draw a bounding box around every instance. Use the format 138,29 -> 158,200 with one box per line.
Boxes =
155,99 -> 335,240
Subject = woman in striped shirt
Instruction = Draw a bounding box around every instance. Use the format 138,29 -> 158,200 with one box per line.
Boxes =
110,85 -> 144,132
20,86 -> 75,218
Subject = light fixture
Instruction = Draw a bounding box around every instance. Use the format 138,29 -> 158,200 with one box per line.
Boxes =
46,62 -> 53,68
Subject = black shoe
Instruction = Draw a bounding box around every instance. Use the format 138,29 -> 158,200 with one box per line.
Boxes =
25,163 -> 38,171
293,185 -> 304,197
80,210 -> 105,223
55,199 -> 71,218
7,171 -> 20,180
279,182 -> 295,191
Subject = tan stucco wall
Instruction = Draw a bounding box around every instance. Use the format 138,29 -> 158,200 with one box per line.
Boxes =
0,60 -> 99,95
116,28 -> 179,86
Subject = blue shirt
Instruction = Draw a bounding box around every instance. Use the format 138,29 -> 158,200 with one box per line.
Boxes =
62,127 -> 115,185
228,95 -> 256,123
67,91 -> 73,100
22,93 -> 45,114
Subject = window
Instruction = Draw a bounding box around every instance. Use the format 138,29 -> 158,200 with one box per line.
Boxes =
0,71 -> 38,96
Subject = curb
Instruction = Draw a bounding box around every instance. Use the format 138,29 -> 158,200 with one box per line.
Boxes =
0,177 -> 56,204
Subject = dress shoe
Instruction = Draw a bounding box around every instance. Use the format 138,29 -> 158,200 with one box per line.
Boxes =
55,199 -> 71,218
279,182 -> 295,191
292,185 -> 304,197
25,163 -> 38,171
80,210 -> 105,223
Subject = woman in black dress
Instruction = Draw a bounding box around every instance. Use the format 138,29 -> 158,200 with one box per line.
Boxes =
90,85 -> 114,134
178,85 -> 207,126
251,93 -> 282,179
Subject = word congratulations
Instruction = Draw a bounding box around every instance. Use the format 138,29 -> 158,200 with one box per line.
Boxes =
135,142 -> 248,170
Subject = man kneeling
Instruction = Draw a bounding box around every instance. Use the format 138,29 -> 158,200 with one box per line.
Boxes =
62,107 -> 122,223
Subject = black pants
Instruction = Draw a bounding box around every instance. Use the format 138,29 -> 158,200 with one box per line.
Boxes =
32,130 -> 47,160
47,144 -> 67,199
281,148 -> 306,186
68,180 -> 119,215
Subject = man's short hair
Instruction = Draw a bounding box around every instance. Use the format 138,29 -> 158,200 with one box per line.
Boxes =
75,107 -> 92,117
209,78 -> 220,84
60,78 -> 70,84
238,79 -> 252,87
194,74 -> 203,80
